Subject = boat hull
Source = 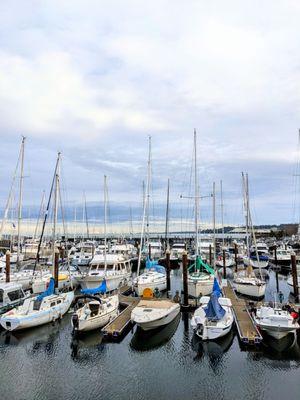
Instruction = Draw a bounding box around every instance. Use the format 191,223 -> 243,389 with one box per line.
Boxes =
188,279 -> 214,298
134,279 -> 167,296
133,305 -> 180,331
78,272 -> 131,291
234,282 -> 266,298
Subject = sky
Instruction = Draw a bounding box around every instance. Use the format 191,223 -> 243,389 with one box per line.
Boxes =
0,0 -> 300,227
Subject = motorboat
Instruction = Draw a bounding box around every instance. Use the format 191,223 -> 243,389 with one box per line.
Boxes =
134,258 -> 166,296
243,252 -> 269,269
0,278 -> 74,331
131,299 -> 180,331
191,290 -> 233,340
0,282 -> 27,315
270,248 -> 294,267
77,253 -> 132,291
215,252 -> 235,268
253,304 -> 300,339
71,294 -> 119,333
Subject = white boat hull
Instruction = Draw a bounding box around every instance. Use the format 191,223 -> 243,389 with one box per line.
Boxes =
78,272 -> 131,291
188,279 -> 214,298
134,279 -> 167,296
132,303 -> 180,331
234,281 -> 266,298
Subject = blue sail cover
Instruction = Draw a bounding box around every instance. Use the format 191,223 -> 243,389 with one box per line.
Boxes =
145,257 -> 166,275
36,277 -> 55,301
212,277 -> 222,297
81,279 -> 107,295
250,253 -> 269,261
204,291 -> 225,321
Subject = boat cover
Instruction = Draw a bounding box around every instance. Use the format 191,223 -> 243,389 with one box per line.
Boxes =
212,277 -> 222,297
81,279 -> 107,295
146,257 -> 166,275
36,277 -> 55,301
204,291 -> 225,321
250,253 -> 269,261
188,256 -> 214,275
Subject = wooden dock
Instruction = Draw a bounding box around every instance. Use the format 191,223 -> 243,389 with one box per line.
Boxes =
223,283 -> 262,345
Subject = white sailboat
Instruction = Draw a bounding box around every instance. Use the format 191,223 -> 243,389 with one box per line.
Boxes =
0,282 -> 27,315
233,173 -> 266,298
71,293 -> 119,333
131,299 -> 180,331
0,278 -> 74,331
191,279 -> 233,340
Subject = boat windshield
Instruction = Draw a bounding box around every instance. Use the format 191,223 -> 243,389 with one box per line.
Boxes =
7,289 -> 24,302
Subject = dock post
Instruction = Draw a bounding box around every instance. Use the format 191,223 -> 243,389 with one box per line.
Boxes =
54,249 -> 59,289
166,249 -> 171,294
5,250 -> 10,283
234,243 -> 238,272
291,254 -> 299,302
223,249 -> 226,279
182,251 -> 189,307
209,245 -> 212,266
148,244 -> 151,259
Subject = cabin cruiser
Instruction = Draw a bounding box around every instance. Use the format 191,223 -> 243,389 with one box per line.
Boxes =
191,280 -> 233,340
250,242 -> 269,255
170,243 -> 186,261
188,257 -> 215,298
110,243 -> 137,260
0,278 -> 74,331
252,304 -> 300,339
77,254 -> 132,291
131,299 -> 180,331
0,282 -> 27,315
270,248 -> 294,267
243,252 -> 269,269
72,294 -> 119,333
215,251 -> 235,268
134,258 -> 166,296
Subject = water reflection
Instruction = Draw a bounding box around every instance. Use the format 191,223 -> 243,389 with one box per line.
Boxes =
130,313 -> 180,351
191,329 -> 234,363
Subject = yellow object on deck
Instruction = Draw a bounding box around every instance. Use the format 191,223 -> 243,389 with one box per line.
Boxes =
142,288 -> 153,298
58,273 -> 68,281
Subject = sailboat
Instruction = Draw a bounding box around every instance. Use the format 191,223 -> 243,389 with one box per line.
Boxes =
71,280 -> 119,333
135,137 -> 167,296
0,278 -> 74,331
191,278 -> 234,340
233,173 -> 266,298
187,130 -> 214,298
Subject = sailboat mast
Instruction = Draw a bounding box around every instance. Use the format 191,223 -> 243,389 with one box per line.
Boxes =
220,179 -> 224,247
17,136 -> 25,266
83,191 -> 89,239
33,190 -> 45,240
52,153 -> 60,273
194,129 -> 199,256
165,178 -> 170,251
146,136 -> 151,245
212,181 -> 216,266
104,175 -> 107,272
242,172 -> 249,257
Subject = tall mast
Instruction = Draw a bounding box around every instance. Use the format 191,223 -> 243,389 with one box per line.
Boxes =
220,179 -> 224,247
165,178 -> 170,251
212,181 -> 216,266
52,152 -> 60,273
242,172 -> 250,257
137,137 -> 151,277
83,191 -> 89,239
104,175 -> 107,272
33,190 -> 45,240
146,136 -> 151,245
129,206 -> 133,237
17,136 -> 25,266
194,129 -> 199,256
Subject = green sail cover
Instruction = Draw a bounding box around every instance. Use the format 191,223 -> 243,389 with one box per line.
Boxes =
188,256 -> 214,275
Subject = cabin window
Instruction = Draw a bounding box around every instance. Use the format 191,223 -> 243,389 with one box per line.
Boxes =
0,289 -> 3,303
57,300 -> 62,304
50,302 -> 56,307
106,265 -> 114,270
7,289 -> 23,302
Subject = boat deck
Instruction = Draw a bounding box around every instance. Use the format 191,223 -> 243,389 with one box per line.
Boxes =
223,282 -> 262,345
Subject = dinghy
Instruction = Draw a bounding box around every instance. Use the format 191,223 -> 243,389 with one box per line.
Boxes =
131,299 -> 180,331
134,258 -> 166,296
0,278 -> 74,331
191,279 -> 233,340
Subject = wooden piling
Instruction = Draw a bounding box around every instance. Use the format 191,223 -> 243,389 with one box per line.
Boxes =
291,254 -> 299,302
223,249 -> 226,279
148,244 -> 151,259
182,251 -> 189,307
5,250 -> 10,283
54,250 -> 59,289
234,243 -> 238,272
166,250 -> 171,292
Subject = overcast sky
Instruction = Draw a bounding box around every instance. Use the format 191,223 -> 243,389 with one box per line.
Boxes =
0,1 -> 299,226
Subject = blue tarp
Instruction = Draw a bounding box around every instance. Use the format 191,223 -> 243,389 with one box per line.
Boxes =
81,279 -> 107,295
145,257 -> 166,275
212,277 -> 222,297
204,291 -> 225,321
36,277 -> 55,301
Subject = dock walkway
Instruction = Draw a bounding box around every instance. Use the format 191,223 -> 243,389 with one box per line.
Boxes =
223,283 -> 262,345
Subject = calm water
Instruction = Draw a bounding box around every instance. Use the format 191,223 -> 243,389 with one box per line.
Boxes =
0,269 -> 300,400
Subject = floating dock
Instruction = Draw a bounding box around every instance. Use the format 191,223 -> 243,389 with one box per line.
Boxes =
223,283 -> 262,345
